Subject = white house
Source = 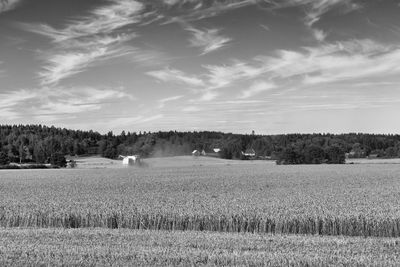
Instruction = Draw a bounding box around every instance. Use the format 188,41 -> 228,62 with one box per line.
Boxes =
242,148 -> 256,158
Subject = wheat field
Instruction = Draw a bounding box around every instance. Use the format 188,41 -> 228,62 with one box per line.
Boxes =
1,228 -> 400,266
1,158 -> 400,237
1,157 -> 400,265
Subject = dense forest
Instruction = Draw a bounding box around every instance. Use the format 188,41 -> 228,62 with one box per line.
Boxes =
1,124 -> 400,166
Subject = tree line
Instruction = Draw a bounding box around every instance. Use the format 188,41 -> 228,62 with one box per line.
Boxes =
1,124 -> 400,166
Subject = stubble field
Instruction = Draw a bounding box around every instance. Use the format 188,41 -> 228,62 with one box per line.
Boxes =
1,156 -> 400,265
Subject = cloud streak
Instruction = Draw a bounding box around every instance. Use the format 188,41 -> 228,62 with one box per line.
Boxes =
22,0 -> 363,86
147,38 -> 400,104
158,95 -> 184,108
147,67 -> 205,87
312,28 -> 327,42
158,0 -> 257,23
263,0 -> 362,43
26,1 -> 143,42
38,35 -> 136,85
159,0 -> 361,26
264,0 -> 361,26
23,0 -> 145,85
203,39 -> 400,88
185,26 -> 231,55
0,0 -> 22,13
0,87 -> 132,120
238,81 -> 275,99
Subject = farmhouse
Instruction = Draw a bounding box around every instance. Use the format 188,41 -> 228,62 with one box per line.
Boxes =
192,148 -> 220,157
242,148 -> 256,158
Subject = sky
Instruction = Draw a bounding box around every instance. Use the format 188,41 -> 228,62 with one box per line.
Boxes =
1,0 -> 400,134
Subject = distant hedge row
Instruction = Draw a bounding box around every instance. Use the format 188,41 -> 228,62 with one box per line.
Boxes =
276,144 -> 345,165
1,124 -> 400,165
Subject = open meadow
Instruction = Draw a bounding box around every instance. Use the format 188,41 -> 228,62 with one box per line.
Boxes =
1,156 -> 400,265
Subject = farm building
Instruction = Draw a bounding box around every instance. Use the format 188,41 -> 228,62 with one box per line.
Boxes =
242,148 -> 256,159
120,155 -> 140,165
192,149 -> 220,157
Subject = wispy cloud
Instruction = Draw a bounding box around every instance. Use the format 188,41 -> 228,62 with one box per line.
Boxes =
22,0 -> 361,87
0,0 -> 22,13
265,0 -> 361,27
25,1 -> 143,42
158,95 -> 184,108
159,0 -> 257,23
148,38 -> 400,104
312,28 -> 327,42
238,81 -> 275,99
260,24 -> 270,31
129,48 -> 170,67
203,60 -> 268,90
185,26 -> 231,55
199,91 -> 218,101
304,0 -> 362,27
274,39 -> 400,85
264,0 -> 361,42
156,0 -> 361,28
0,87 -> 132,121
22,0 -> 145,85
160,0 -> 362,45
139,114 -> 164,123
0,89 -> 36,114
147,67 -> 205,87
39,40 -> 135,85
202,39 -> 400,87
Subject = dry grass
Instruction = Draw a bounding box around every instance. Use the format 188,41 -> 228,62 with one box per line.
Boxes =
1,160 -> 400,237
1,228 -> 400,266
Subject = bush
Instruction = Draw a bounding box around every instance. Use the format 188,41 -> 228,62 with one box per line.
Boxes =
325,145 -> 345,164
276,144 -> 346,165
276,146 -> 304,165
304,145 -> 325,164
0,151 -> 9,165
50,153 -> 67,168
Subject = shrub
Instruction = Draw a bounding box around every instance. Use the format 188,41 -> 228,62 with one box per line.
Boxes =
325,145 -> 345,164
50,153 -> 67,168
0,151 -> 9,165
276,146 -> 304,165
